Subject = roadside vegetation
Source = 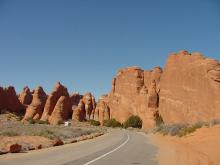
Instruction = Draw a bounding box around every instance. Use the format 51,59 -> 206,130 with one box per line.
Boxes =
103,119 -> 122,128
123,115 -> 142,128
0,113 -> 106,141
27,118 -> 49,124
152,119 -> 220,137
88,119 -> 100,126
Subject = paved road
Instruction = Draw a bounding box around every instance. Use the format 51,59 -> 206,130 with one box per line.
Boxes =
0,129 -> 158,165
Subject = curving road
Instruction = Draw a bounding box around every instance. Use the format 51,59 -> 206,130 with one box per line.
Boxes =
0,129 -> 158,165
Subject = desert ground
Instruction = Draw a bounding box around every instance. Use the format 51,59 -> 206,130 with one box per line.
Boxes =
149,124 -> 220,165
0,112 -> 106,154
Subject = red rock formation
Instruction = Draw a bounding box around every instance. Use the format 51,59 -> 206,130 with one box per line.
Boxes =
52,138 -> 64,146
18,86 -> 32,105
7,143 -> 22,153
70,93 -> 83,107
96,99 -> 110,125
41,82 -> 69,121
70,93 -> 83,118
0,87 -> 5,110
49,96 -> 71,125
98,66 -> 162,129
81,93 -> 96,120
0,86 -> 24,113
72,100 -> 85,122
22,86 -> 47,121
159,50 -> 220,124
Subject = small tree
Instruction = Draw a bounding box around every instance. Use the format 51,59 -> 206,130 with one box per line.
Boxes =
123,115 -> 142,128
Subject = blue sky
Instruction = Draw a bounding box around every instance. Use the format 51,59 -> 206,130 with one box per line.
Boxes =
0,0 -> 220,98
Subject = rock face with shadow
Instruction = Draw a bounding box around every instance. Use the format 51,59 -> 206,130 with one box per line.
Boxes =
18,86 -> 33,105
72,93 -> 96,122
94,96 -> 110,125
95,50 -> 220,129
72,100 -> 85,122
49,95 -> 71,125
40,82 -> 69,121
95,66 -> 162,128
0,86 -> 24,113
159,50 -> 220,124
22,86 -> 47,121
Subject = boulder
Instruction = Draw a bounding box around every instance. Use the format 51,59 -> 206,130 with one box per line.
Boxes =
159,50 -> 220,124
8,143 -> 22,153
41,82 -> 69,121
52,138 -> 64,146
18,86 -> 32,105
49,96 -> 71,125
22,86 -> 47,121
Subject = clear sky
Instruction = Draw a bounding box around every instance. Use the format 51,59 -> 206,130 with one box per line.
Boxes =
0,0 -> 220,98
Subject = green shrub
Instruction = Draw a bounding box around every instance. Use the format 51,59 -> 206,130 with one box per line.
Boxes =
0,131 -> 19,136
27,119 -> 49,124
16,116 -> 23,121
178,123 -> 202,137
103,119 -> 122,128
153,122 -> 204,137
33,130 -> 55,139
123,115 -> 142,128
28,118 -> 36,124
88,120 -> 100,126
37,120 -> 49,124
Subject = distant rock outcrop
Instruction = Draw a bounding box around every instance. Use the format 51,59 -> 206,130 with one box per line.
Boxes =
0,86 -> 24,113
96,50 -> 220,129
72,93 -> 96,122
159,50 -> 220,124
72,100 -> 85,122
95,66 -> 162,128
82,93 -> 96,120
22,86 -> 47,121
40,82 -> 69,121
95,99 -> 110,125
49,96 -> 71,125
18,86 -> 33,105
2,50 -> 220,129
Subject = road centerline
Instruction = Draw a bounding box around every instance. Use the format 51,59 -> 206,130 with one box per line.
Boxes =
83,132 -> 130,165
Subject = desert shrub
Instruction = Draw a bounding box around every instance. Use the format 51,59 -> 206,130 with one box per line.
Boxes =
28,118 -> 36,124
0,131 -> 19,136
178,123 -> 203,137
27,119 -> 49,124
36,120 -> 49,124
16,116 -> 23,121
34,130 -> 55,139
208,119 -> 220,126
123,115 -> 142,129
88,120 -> 100,126
153,122 -> 206,137
103,119 -> 122,128
153,124 -> 186,136
155,114 -> 164,126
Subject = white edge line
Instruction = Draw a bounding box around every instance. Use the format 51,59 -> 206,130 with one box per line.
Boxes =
84,132 -> 130,165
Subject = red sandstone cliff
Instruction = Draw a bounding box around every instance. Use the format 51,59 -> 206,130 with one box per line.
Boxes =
159,50 -> 220,124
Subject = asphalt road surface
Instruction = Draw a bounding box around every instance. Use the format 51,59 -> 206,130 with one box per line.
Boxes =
0,129 -> 158,165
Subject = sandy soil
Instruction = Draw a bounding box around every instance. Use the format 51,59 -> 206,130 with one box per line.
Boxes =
0,113 -> 106,153
0,136 -> 52,151
150,125 -> 220,165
